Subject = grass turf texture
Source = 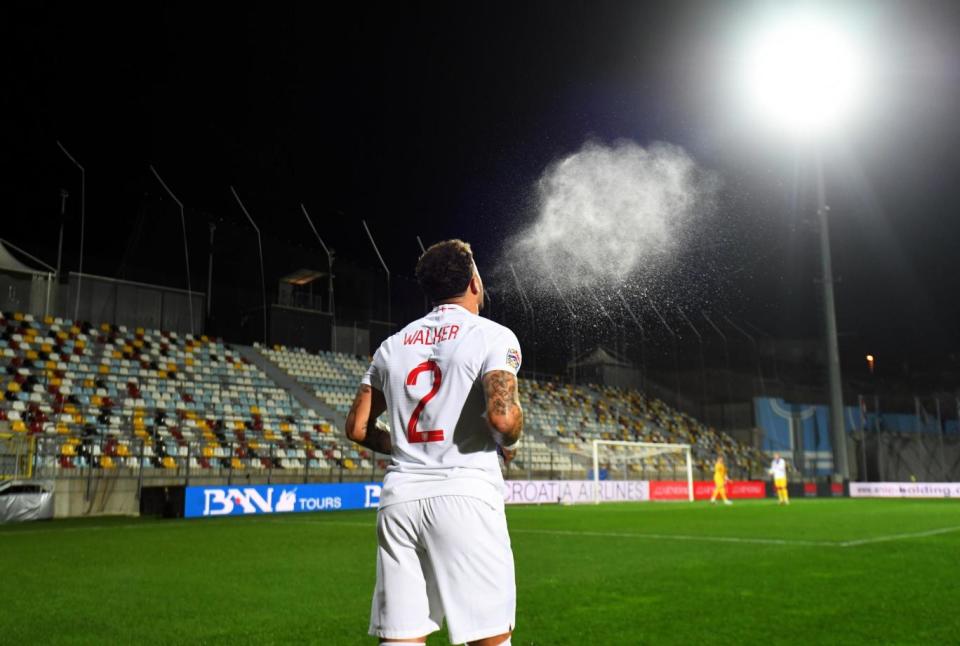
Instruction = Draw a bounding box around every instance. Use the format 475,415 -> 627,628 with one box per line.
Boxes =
2,499 -> 959,645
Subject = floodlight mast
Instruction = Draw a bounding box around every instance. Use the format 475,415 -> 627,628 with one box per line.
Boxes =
742,9 -> 864,479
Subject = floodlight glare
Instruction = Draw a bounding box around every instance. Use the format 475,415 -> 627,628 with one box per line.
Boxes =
742,11 -> 866,138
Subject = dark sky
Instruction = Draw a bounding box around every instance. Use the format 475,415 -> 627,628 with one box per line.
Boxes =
4,1 -> 960,377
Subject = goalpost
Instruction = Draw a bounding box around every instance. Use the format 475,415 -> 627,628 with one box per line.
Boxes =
592,440 -> 694,503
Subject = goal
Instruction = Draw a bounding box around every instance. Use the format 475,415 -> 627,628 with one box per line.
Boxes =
592,440 -> 694,503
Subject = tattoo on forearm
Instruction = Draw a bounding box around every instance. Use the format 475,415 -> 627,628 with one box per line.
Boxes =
485,371 -> 523,444
488,371 -> 513,416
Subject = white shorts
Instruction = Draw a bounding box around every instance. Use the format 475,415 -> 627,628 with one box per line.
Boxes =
368,495 -> 516,644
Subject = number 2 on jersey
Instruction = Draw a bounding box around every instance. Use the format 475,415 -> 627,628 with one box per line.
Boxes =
405,360 -> 445,443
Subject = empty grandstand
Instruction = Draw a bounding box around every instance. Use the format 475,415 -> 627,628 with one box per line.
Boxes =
1,309 -> 768,497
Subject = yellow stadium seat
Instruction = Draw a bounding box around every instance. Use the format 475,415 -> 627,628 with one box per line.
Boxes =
231,457 -> 244,470
162,456 -> 177,469
100,456 -> 116,469
12,420 -> 27,433
117,444 -> 131,457
61,443 -> 77,456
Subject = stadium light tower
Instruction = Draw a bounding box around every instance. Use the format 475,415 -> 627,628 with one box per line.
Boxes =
740,9 -> 870,480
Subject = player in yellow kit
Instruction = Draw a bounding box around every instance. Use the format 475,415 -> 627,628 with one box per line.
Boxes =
710,455 -> 732,505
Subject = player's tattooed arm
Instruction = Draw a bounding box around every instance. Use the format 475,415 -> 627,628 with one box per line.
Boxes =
483,370 -> 523,447
345,384 -> 391,454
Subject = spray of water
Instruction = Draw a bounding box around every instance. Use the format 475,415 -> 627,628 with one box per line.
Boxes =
508,139 -> 716,294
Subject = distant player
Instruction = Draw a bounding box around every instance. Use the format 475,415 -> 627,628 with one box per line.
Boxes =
710,455 -> 732,505
345,239 -> 523,646
769,452 -> 789,505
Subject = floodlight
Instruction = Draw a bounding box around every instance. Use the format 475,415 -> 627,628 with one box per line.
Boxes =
742,11 -> 867,138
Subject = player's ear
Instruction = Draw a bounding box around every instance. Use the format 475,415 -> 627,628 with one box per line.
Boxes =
468,274 -> 481,295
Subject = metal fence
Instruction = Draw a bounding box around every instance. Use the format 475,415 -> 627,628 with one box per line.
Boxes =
16,434 -> 741,491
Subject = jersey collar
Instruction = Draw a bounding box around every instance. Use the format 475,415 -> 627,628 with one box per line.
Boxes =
433,303 -> 474,315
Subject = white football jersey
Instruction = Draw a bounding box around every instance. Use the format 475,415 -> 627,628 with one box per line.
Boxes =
770,457 -> 787,479
362,304 -> 522,509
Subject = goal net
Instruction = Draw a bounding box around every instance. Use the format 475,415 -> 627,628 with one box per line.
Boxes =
592,440 -> 694,503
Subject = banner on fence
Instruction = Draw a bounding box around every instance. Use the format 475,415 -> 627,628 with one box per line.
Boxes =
649,480 -> 766,501
503,480 -> 649,505
849,482 -> 960,498
184,482 -> 382,517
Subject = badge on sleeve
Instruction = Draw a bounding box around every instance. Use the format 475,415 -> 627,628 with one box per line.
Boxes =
506,348 -> 521,371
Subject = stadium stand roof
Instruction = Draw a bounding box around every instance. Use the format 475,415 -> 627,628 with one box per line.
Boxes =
0,239 -> 53,277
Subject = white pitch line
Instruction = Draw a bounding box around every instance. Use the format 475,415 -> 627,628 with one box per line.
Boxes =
508,527 -> 832,547
838,525 -> 960,547
3,519 -> 959,550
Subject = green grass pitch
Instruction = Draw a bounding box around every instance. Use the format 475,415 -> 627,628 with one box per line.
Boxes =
2,499 -> 959,645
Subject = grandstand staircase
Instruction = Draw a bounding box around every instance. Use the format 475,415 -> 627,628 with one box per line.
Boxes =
235,345 -> 346,430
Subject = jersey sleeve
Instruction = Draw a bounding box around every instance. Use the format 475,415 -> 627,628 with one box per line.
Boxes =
361,346 -> 386,390
481,327 -> 522,376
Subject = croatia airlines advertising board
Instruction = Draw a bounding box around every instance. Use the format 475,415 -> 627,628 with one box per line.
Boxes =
184,482 -> 382,518
503,480 -> 649,505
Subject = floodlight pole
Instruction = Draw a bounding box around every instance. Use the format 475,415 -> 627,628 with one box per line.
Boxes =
362,220 -> 391,329
678,307 -> 708,421
703,311 -> 734,428
150,165 -> 195,335
301,204 -> 337,351
724,316 -> 767,396
413,236 -> 431,314
56,140 -> 85,321
56,189 -> 68,281
592,294 -> 621,357
550,275 -> 577,382
617,292 -> 648,389
815,194 -> 849,480
207,223 -> 216,320
647,297 -> 682,404
229,186 -> 268,345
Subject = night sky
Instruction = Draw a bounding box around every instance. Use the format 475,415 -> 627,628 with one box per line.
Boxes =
4,1 -> 960,383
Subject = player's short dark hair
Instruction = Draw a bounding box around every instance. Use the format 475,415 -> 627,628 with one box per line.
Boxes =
415,239 -> 475,303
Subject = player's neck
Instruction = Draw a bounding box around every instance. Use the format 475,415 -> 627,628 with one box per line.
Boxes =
433,297 -> 478,315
